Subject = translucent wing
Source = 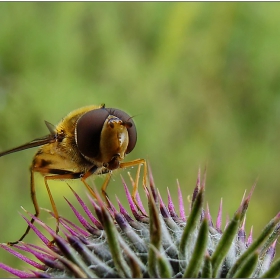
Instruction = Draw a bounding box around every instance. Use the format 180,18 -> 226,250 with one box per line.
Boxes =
0,121 -> 57,158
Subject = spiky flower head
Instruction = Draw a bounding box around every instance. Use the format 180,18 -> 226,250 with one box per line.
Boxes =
0,168 -> 280,278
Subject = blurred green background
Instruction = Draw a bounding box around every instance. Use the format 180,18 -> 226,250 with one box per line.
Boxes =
0,2 -> 280,277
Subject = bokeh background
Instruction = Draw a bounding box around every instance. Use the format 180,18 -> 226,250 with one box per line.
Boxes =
0,2 -> 280,277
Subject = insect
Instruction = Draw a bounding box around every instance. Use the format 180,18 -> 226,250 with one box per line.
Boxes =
0,104 -> 146,245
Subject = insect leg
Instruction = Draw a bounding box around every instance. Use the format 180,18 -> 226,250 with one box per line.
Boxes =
24,167 -> 84,244
43,175 -> 60,235
79,166 -> 98,197
99,172 -> 112,204
36,166 -> 99,235
119,158 -> 147,210
80,166 -> 110,202
78,165 -> 112,205
38,171 -> 84,237
8,169 -> 40,245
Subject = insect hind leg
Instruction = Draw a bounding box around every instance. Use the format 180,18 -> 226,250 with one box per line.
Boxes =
39,170 -> 87,239
38,165 -> 102,234
8,167 -> 88,246
8,169 -> 40,245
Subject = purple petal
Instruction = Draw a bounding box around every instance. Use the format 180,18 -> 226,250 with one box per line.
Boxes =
135,192 -> 147,216
86,193 -> 103,223
68,186 -> 102,228
64,197 -> 98,235
216,198 -> 223,232
13,243 -> 54,260
157,189 -> 170,218
238,218 -> 246,244
105,197 -> 117,217
261,240 -> 277,272
167,187 -> 178,219
148,165 -> 157,202
126,170 -> 147,214
239,182 -> 256,215
23,211 -> 68,254
18,243 -> 55,262
116,196 -> 145,231
0,244 -> 45,270
177,180 -> 186,222
114,212 -> 130,229
158,189 -> 181,231
0,262 -> 35,278
20,244 -> 64,270
59,221 -> 83,238
23,210 -> 58,240
205,203 -> 213,227
201,209 -> 205,221
121,175 -> 143,220
266,240 -> 277,261
31,271 -> 51,278
51,234 -> 72,257
58,216 -> 91,237
247,226 -> 253,246
116,196 -> 134,222
25,243 -> 57,255
191,168 -> 201,207
148,164 -> 155,190
19,213 -> 50,246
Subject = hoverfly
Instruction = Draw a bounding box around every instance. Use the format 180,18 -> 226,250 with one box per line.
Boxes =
0,104 -> 146,245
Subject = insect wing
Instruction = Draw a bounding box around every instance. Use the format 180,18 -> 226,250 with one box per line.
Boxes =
0,120 -> 59,158
0,134 -> 57,158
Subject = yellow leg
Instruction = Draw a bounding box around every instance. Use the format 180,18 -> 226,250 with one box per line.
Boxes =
35,171 -> 96,242
100,172 -> 112,205
80,177 -> 98,199
41,170 -> 99,235
28,168 -> 92,243
8,159 -> 147,246
80,168 -> 112,204
44,175 -> 60,235
8,169 -> 40,245
119,158 -> 147,211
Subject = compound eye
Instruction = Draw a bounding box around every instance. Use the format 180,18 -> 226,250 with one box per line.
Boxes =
106,108 -> 137,154
76,108 -> 109,158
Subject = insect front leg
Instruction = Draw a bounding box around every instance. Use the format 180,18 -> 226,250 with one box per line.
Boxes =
80,166 -> 112,204
119,158 -> 147,212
